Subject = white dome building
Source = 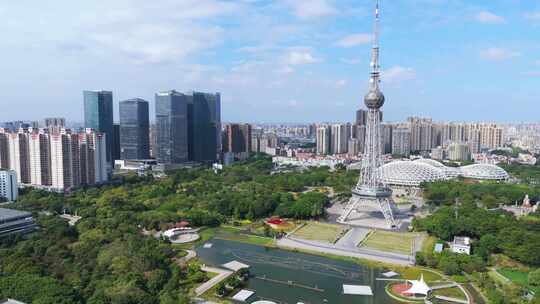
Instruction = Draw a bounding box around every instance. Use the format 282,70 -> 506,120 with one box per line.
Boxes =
378,159 -> 509,187
460,164 -> 509,181
379,161 -> 448,187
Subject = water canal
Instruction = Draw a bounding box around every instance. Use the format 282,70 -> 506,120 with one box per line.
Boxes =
196,239 -> 401,304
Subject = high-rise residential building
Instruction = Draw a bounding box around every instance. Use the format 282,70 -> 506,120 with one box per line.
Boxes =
331,124 -> 348,154
29,129 -> 51,186
83,90 -> 114,162
316,126 -> 331,155
0,128 -> 107,192
356,109 -> 368,126
0,170 -> 17,201
224,124 -> 252,154
50,131 -> 76,191
0,129 -> 9,169
119,99 -> 150,160
79,129 -> 108,185
447,142 -> 471,161
44,118 -> 65,132
348,138 -> 360,156
8,131 -> 31,184
392,126 -> 411,157
467,128 -> 481,153
190,92 -> 221,162
408,117 -> 433,152
356,109 -> 382,125
155,90 -> 189,164
382,123 -> 393,154
477,123 -> 503,150
1,121 -> 38,132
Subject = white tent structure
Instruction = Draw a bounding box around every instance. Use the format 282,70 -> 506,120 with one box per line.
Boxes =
403,274 -> 431,296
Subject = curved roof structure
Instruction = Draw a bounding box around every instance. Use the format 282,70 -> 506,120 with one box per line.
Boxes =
379,159 -> 509,187
380,161 -> 447,187
461,164 -> 509,180
414,158 -> 445,168
414,159 -> 461,178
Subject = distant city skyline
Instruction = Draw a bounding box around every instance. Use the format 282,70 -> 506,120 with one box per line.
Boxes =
0,0 -> 539,123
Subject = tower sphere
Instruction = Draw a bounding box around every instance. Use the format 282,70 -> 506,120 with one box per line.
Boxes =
364,89 -> 385,109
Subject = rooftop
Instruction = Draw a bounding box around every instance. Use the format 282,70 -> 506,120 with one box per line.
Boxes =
453,236 -> 471,246
0,208 -> 32,222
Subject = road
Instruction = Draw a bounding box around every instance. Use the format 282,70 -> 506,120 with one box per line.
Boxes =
277,236 -> 413,266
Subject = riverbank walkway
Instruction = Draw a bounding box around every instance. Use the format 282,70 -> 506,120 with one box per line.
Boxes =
195,266 -> 233,296
277,236 -> 413,266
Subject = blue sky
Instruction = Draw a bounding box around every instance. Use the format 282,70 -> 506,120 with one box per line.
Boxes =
0,0 -> 539,123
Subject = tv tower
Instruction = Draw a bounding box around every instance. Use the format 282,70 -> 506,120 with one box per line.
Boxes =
338,0 -> 397,229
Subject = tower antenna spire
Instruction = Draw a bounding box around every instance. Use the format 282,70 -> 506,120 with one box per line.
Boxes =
370,0 -> 381,90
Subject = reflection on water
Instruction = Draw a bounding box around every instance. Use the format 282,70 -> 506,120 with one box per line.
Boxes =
196,239 -> 400,304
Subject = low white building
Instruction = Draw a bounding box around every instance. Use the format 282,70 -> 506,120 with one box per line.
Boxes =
451,236 -> 471,255
0,170 -> 18,201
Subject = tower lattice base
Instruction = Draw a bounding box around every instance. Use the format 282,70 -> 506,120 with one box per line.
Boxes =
338,192 -> 398,229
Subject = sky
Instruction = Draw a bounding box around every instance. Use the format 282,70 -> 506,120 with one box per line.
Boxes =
0,0 -> 539,124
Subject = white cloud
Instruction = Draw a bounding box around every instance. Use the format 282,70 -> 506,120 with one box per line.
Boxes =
282,0 -> 338,19
475,11 -> 505,24
480,47 -> 521,61
535,60 -> 540,66
383,66 -> 416,84
285,51 -> 321,65
336,33 -> 371,48
525,11 -> 540,21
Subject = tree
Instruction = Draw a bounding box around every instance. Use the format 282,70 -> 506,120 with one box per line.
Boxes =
529,269 -> 540,287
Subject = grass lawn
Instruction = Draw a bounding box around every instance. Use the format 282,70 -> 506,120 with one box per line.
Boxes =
398,267 -> 443,283
432,287 -> 467,300
291,222 -> 345,243
497,268 -> 540,293
421,235 -> 437,255
360,230 -> 417,255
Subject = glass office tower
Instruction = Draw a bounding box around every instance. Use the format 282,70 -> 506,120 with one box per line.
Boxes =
190,92 -> 221,162
83,90 -> 114,162
155,91 -> 189,164
119,99 -> 150,160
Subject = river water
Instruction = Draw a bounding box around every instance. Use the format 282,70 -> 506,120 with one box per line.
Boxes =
196,239 -> 400,304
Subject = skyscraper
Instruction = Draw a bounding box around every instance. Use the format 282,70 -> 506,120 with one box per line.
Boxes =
112,124 -> 121,162
119,98 -> 150,160
190,92 -> 221,162
83,90 -> 114,162
155,90 -> 189,164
